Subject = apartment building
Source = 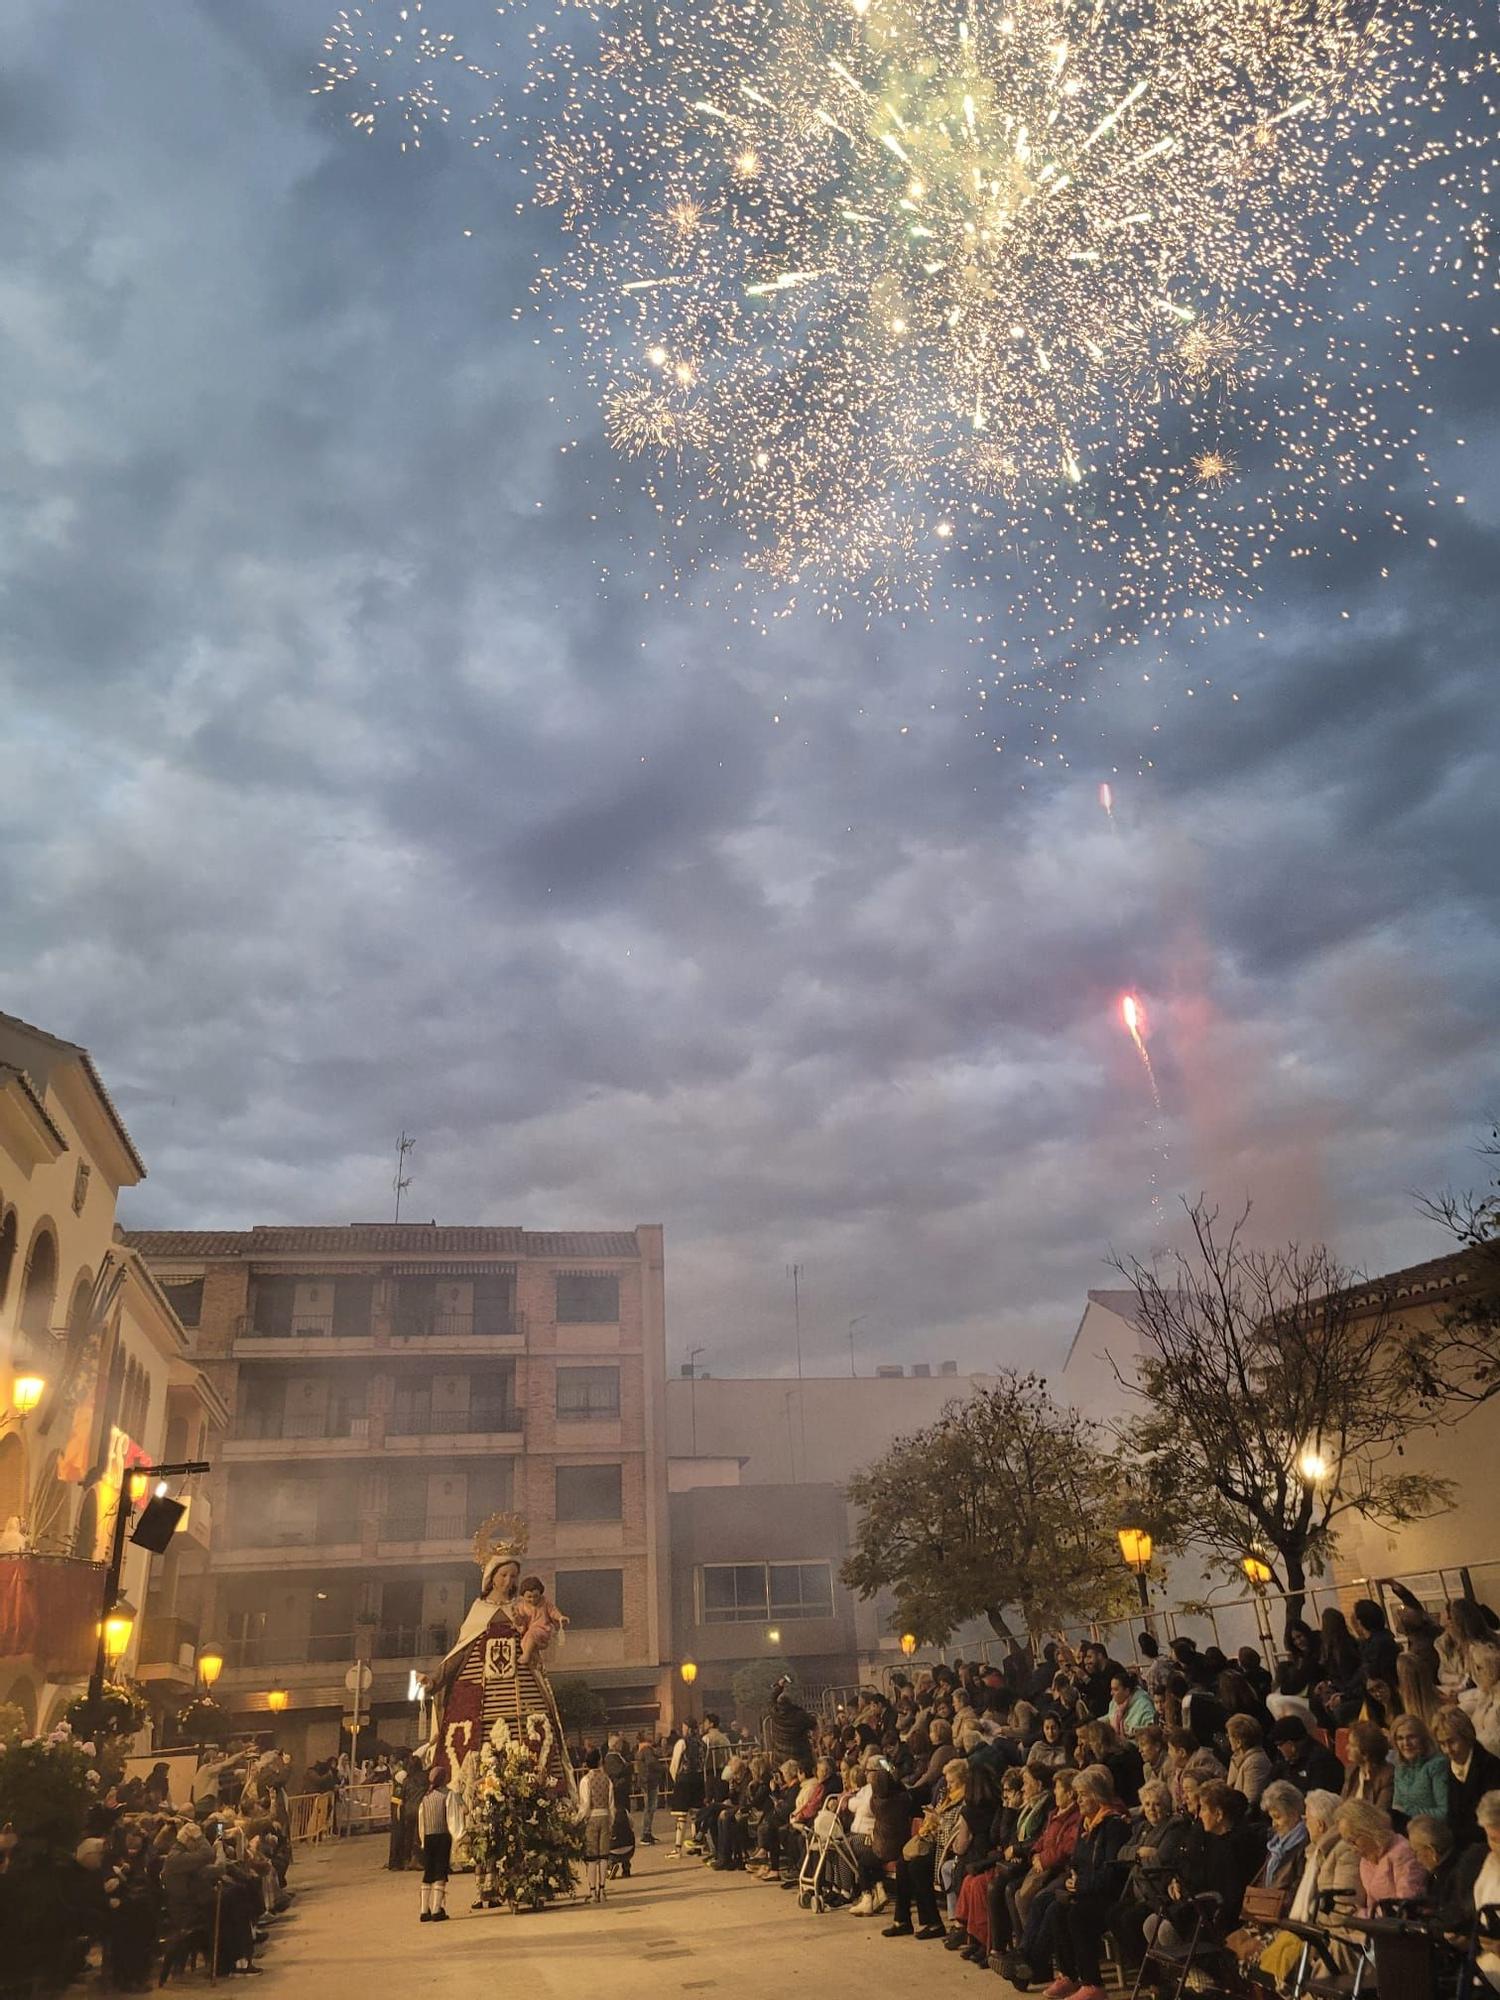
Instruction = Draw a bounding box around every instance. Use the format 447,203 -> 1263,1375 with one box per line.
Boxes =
126,1222 -> 670,1759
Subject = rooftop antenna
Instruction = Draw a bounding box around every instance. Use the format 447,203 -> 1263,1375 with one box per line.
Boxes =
393,1131 -> 415,1222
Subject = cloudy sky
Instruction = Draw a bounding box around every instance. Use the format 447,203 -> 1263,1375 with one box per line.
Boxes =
4,0 -> 1498,1380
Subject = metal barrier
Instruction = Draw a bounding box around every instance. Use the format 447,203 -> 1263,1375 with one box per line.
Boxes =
286,1791 -> 335,1844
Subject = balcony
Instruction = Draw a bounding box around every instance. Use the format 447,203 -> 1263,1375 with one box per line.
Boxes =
215,1519 -> 362,1571
390,1309 -> 526,1351
0,1554 -> 105,1678
386,1404 -> 520,1439
219,1626 -> 453,1696
137,1611 -> 200,1681
376,1513 -> 469,1551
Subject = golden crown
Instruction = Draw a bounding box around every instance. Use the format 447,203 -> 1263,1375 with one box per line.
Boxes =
472,1509 -> 529,1568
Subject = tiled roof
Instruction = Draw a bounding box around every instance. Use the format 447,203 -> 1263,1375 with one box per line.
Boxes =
0,1061 -> 69,1151
0,1008 -> 147,1178
123,1224 -> 642,1261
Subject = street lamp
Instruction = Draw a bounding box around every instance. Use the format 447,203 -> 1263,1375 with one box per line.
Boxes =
766,1627 -> 781,1646
679,1661 -> 698,1687
102,1597 -> 137,1668
10,1374 -> 45,1417
266,1689 -> 289,1715
127,1469 -> 151,1504
900,1633 -> 918,1659
196,1643 -> 225,1690
1298,1445 -> 1329,1484
1117,1520 -> 1154,1615
1240,1554 -> 1274,1588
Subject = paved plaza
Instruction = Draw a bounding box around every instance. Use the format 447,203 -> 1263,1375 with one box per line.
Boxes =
260,1839 -> 1009,1999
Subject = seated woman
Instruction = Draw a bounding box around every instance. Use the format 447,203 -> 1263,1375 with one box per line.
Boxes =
1334,1797 -> 1427,1915
1340,1722 -> 1394,1814
1436,1788 -> 1500,1991
1437,1708 -> 1500,1851
1077,1719 -> 1143,1807
994,1768 -> 1081,1982
754,1761 -> 805,1880
1406,1814 -> 1459,1915
1140,1779 -> 1267,1965
1459,1645 -> 1500,1757
1390,1713 -> 1450,1830
1226,1715 -> 1274,1808
1252,1787 -> 1360,1992
777,1758 -> 833,1881
1136,1723 -> 1169,1789
1027,1763 -> 1132,2000
1108,1779 -> 1197,1975
949,1767 -> 1024,1959
1225,1779 -> 1308,1969
1028,1711 -> 1074,1773
882,1757 -> 968,1941
983,1761 -> 1057,1964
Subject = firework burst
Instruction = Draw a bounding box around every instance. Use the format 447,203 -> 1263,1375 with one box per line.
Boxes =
315,1 -> 493,150
510,0 -> 1496,642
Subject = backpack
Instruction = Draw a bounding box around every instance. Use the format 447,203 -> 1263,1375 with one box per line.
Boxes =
680,1734 -> 704,1776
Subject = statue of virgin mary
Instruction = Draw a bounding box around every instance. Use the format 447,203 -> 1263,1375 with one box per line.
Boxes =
423,1512 -> 575,1803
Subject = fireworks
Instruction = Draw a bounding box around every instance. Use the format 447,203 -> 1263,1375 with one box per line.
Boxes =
1120,990 -> 1167,1225
513,0 -> 1497,640
314,1 -> 492,150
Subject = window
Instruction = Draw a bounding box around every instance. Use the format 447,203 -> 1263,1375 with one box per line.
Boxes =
161,1279 -> 204,1327
555,1463 -> 622,1523
555,1273 -> 619,1323
556,1366 -> 620,1420
700,1561 -> 835,1624
556,1568 -> 623,1629
700,1564 -> 769,1624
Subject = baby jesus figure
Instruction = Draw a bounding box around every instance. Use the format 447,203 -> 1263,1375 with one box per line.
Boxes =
516,1573 -> 568,1662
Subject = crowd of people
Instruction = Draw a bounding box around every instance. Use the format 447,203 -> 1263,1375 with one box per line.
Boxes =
0,1737 -> 305,1993
645,1598 -> 1500,1996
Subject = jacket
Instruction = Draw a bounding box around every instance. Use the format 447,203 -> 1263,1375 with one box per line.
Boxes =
871,1786 -> 914,1865
1122,1811 -> 1195,1912
1227,1746 -> 1274,1805
1280,1738 -> 1345,1794
1067,1803 -> 1131,1901
159,1846 -> 221,1925
1449,1745 -> 1500,1848
1172,1820 -> 1266,1938
1031,1801 -> 1081,1875
1340,1759 -> 1394,1815
1355,1833 -> 1427,1915
1108,1689 -> 1159,1737
1391,1752 -> 1450,1824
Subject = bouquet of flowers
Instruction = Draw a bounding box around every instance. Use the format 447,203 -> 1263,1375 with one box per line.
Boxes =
465,1740 -> 580,1908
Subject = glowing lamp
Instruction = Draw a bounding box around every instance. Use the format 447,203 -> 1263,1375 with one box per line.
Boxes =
197,1643 -> 225,1688
1241,1554 -> 1274,1589
679,1660 -> 698,1686
11,1375 -> 45,1416
266,1690 -> 289,1715
102,1599 -> 137,1665
128,1470 -> 151,1503
1298,1447 -> 1329,1484
1117,1525 -> 1154,1574
767,1627 -> 781,1645
900,1633 -> 918,1658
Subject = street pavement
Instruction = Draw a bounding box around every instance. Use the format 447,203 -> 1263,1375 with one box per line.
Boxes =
257,1838 -> 1018,1998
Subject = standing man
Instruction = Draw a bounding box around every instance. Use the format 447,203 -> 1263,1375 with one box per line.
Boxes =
767,1677 -> 816,1775
635,1734 -> 663,1844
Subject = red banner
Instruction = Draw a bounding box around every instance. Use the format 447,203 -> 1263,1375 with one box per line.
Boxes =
0,1553 -> 104,1679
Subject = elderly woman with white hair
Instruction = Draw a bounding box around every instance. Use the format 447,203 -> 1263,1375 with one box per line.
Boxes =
1252,1787 -> 1360,1991
1335,1797 -> 1427,1915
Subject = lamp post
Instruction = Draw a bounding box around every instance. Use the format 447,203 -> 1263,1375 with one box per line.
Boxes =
1117,1520 -> 1155,1616
1240,1553 -> 1276,1658
81,1456 -> 211,1740
196,1643 -> 225,1691
679,1659 -> 698,1723
11,1374 -> 46,1417
900,1632 -> 918,1659
102,1597 -> 137,1669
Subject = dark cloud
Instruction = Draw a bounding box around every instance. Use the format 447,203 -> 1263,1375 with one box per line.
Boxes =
2,0 -> 1498,1378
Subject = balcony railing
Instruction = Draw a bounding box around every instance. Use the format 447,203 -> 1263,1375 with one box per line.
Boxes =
377,1514 -> 469,1544
224,1520 -> 360,1551
385,1404 -> 519,1437
231,1411 -> 367,1442
224,1626 -> 453,1671
392,1309 -> 525,1342
237,1312 -> 372,1340
138,1612 -> 200,1669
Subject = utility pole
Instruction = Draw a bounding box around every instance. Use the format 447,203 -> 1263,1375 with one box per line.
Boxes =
848,1315 -> 865,1379
786,1265 -> 807,1482
687,1346 -> 704,1458
393,1131 -> 415,1223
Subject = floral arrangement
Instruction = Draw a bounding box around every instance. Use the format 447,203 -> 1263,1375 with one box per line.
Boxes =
64,1679 -> 147,1743
464,1739 -> 580,1908
175,1692 -> 231,1744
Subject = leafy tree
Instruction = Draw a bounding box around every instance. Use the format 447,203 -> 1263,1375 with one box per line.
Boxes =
552,1676 -> 607,1737
731,1658 -> 784,1732
1405,1122 -> 1500,1409
842,1369 -> 1135,1643
1114,1200 -> 1456,1619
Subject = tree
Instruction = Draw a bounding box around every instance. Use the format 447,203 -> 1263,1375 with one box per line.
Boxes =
551,1676 -> 607,1737
1405,1122 -> 1500,1410
731,1658 -> 784,1732
842,1370 -> 1135,1644
1114,1200 -> 1457,1619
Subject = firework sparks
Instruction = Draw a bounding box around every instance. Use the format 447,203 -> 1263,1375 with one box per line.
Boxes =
508,0 -> 1496,640
1120,991 -> 1167,1224
314,1 -> 492,150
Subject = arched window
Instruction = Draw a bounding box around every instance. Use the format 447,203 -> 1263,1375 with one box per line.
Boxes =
0,1207 -> 17,1309
67,1271 -> 94,1340
18,1226 -> 58,1342
104,1347 -> 126,1436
